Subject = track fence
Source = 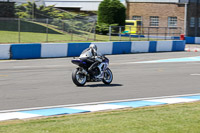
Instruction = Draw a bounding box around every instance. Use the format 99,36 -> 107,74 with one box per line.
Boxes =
0,18 -> 183,43
109,26 -> 182,41
0,17 -> 96,43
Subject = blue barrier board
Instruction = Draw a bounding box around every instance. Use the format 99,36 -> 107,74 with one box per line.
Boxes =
172,36 -> 180,40
11,44 -> 41,59
120,34 -> 145,38
185,37 -> 195,44
67,43 -> 91,57
172,41 -> 185,51
112,42 -> 131,54
149,41 -> 157,52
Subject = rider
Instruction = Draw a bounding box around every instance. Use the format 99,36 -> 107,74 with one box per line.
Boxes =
79,44 -> 103,74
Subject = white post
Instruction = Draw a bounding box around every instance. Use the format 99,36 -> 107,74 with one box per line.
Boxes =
46,18 -> 49,42
184,3 -> 188,36
18,18 -> 21,43
109,26 -> 111,41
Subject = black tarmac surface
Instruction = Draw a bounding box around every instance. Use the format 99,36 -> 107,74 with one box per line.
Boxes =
1,51 -> 200,111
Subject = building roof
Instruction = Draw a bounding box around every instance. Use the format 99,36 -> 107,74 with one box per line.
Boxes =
0,0 -> 45,6
45,0 -> 126,11
45,0 -> 102,11
0,0 -> 126,11
127,0 -> 189,4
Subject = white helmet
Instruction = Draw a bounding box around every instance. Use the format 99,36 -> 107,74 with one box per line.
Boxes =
89,44 -> 97,51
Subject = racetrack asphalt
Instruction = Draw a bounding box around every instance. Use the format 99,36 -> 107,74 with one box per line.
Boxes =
1,51 -> 200,111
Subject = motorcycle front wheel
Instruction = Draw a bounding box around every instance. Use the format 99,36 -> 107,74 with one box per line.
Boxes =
102,68 -> 113,84
72,68 -> 87,86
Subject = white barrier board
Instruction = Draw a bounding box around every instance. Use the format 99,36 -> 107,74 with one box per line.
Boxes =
195,37 -> 200,44
92,42 -> 113,55
0,44 -> 10,59
156,41 -> 173,52
41,43 -> 68,58
131,41 -> 149,53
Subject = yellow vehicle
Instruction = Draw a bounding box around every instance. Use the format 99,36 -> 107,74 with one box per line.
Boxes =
123,20 -> 143,35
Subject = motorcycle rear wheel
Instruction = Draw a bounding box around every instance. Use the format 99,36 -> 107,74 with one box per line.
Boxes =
102,68 -> 113,84
72,68 -> 87,86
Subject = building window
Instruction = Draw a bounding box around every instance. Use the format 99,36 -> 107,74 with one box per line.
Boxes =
168,17 -> 177,27
150,16 -> 159,26
198,18 -> 200,27
190,17 -> 195,27
132,16 -> 142,20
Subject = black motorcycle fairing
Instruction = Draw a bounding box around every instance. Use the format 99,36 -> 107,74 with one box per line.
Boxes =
72,57 -> 104,79
71,59 -> 85,65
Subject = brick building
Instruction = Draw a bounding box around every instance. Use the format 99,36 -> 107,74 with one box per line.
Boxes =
126,0 -> 200,37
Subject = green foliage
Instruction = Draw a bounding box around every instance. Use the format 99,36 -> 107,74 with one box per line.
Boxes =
0,20 -> 61,34
96,23 -> 118,35
14,2 -> 97,36
0,2 -> 15,17
110,0 -> 126,26
98,0 -> 111,24
15,3 -> 36,18
96,23 -> 109,35
15,2 -> 75,19
97,0 -> 126,34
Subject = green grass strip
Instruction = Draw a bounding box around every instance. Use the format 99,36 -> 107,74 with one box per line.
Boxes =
0,101 -> 200,133
0,31 -> 160,44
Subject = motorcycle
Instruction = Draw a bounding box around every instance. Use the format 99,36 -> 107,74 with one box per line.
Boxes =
71,55 -> 113,86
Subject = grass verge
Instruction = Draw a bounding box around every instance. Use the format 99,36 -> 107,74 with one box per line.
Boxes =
0,101 -> 200,133
0,20 -> 163,43
0,31 -> 159,44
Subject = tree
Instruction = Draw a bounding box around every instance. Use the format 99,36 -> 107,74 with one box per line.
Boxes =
0,2 -> 15,18
15,2 -> 75,19
15,2 -> 36,18
97,0 -> 126,34
110,0 -> 126,26
97,0 -> 111,24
